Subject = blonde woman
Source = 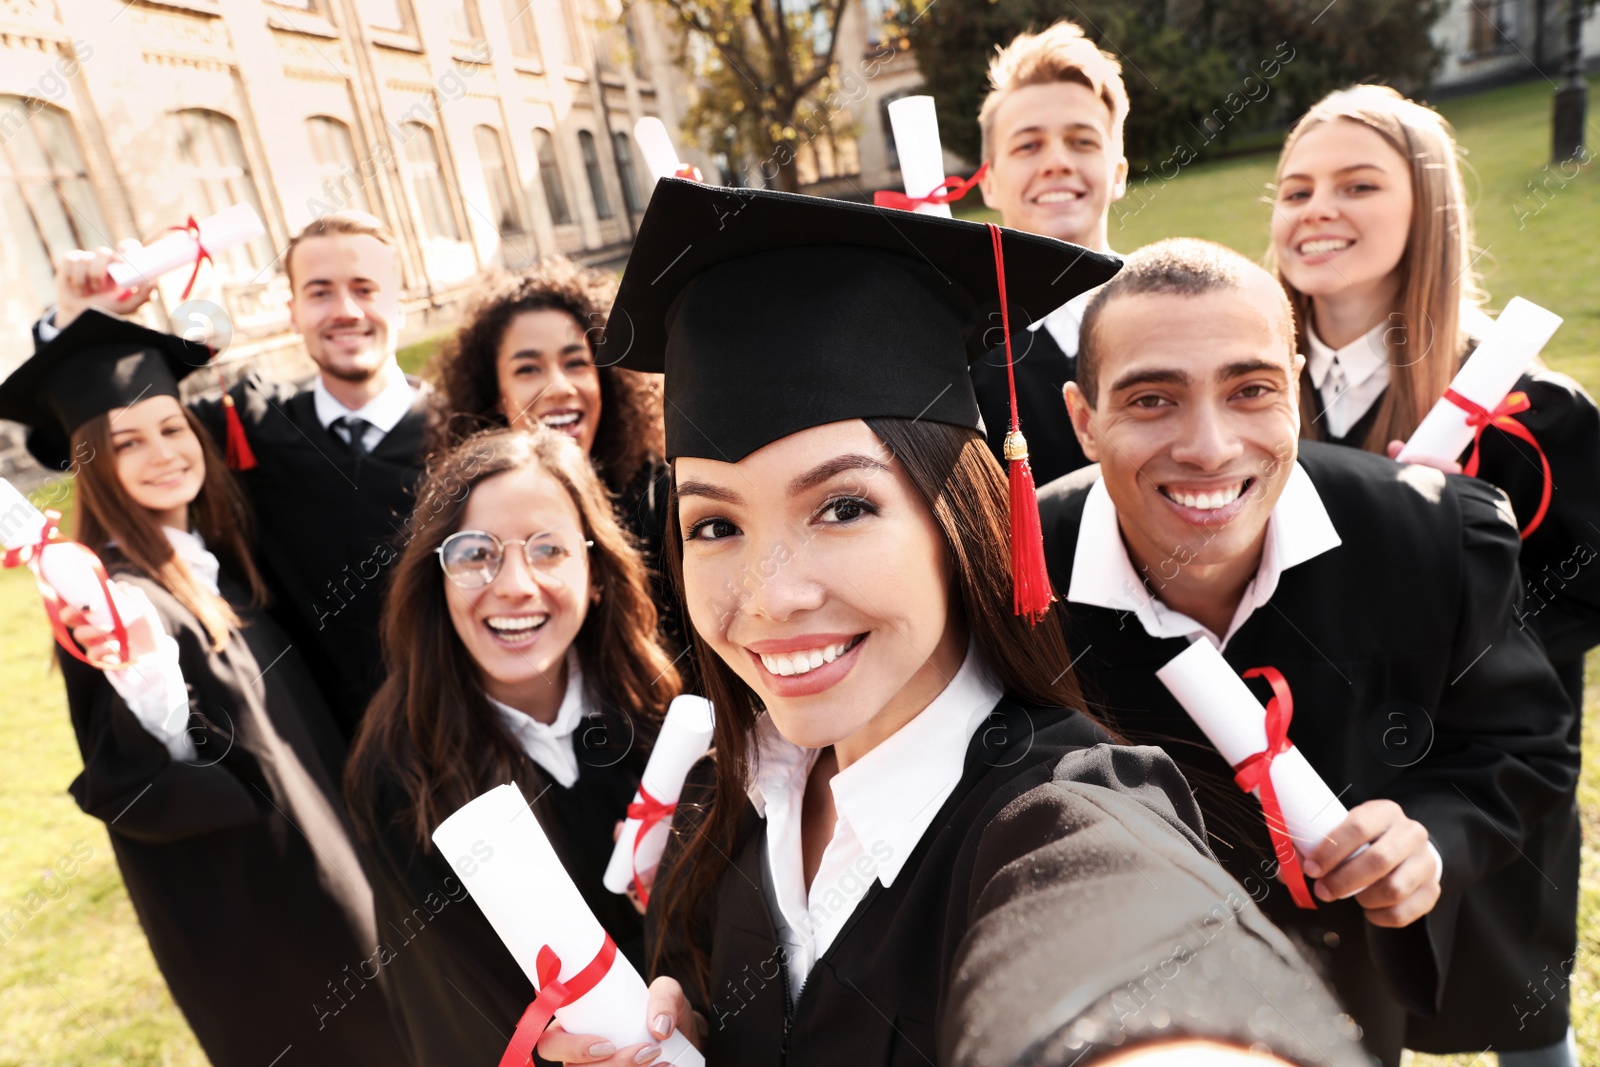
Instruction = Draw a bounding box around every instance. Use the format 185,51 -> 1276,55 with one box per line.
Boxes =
1270,85 -> 1600,1067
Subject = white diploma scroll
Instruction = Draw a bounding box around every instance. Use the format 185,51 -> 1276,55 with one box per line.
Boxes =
433,785 -> 704,1065
1397,296 -> 1563,465
604,695 -> 716,895
107,204 -> 266,290
0,477 -> 135,642
887,95 -> 953,218
1155,640 -> 1347,857
634,117 -> 686,183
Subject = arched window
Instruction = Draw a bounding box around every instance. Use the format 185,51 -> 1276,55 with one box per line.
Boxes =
306,116 -> 378,218
612,131 -> 642,213
473,125 -> 524,234
502,0 -> 540,55
578,130 -> 612,220
398,121 -> 460,240
0,98 -> 110,305
535,129 -> 572,225
170,109 -> 273,276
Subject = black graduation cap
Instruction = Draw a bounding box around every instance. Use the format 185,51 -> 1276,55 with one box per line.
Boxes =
603,178 -> 1121,621
0,309 -> 212,471
602,177 -> 1120,463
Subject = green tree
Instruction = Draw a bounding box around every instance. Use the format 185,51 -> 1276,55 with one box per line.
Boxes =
649,0 -> 853,190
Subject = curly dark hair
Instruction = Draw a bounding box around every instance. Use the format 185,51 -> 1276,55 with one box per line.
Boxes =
426,257 -> 665,491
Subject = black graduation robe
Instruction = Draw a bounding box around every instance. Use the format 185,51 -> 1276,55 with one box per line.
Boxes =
190,374 -> 430,734
1037,442 -> 1580,1065
352,725 -> 648,1066
58,565 -> 407,1066
1316,369 -> 1600,1052
972,325 -> 1090,486
612,454 -> 693,682
650,701 -> 1368,1067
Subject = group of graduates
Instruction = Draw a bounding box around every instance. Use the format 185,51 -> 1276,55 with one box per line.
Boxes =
2,17 -> 1597,1067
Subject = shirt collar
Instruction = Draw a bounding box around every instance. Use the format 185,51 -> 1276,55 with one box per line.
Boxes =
746,640 -> 1003,888
1027,284 -> 1102,359
162,526 -> 220,595
489,651 -> 588,787
312,361 -> 416,434
1304,322 -> 1389,392
1066,463 -> 1342,649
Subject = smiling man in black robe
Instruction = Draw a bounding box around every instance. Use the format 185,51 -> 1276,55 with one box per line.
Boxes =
1036,239 -> 1578,1067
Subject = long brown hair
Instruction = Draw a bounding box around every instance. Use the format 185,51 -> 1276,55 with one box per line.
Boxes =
72,406 -> 266,650
1269,85 -> 1485,452
345,427 -> 681,847
426,259 -> 665,492
650,417 -> 1094,994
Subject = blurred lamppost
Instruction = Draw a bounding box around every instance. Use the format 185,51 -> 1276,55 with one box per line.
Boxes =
1551,0 -> 1589,163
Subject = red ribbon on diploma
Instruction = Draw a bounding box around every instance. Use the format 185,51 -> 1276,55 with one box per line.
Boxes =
672,163 -> 704,182
873,163 -> 989,211
2,511 -> 133,670
167,216 -> 213,300
500,935 -> 619,1067
1233,667 -> 1316,910
1443,388 -> 1552,539
625,785 -> 675,908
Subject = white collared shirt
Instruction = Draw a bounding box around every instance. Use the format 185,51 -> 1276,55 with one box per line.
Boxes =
1305,323 -> 1390,440
746,642 -> 1003,1001
313,361 -> 416,452
1066,463 -> 1343,650
1027,285 -> 1101,359
489,652 -> 588,788
104,526 -> 227,762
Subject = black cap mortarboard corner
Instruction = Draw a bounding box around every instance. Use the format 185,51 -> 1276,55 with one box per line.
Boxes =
602,178 -> 1122,621
0,310 -> 212,472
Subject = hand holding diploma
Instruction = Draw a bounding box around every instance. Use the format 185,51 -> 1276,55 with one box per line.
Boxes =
432,785 -> 704,1067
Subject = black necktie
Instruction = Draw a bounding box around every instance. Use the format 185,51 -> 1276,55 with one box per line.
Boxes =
334,416 -> 372,457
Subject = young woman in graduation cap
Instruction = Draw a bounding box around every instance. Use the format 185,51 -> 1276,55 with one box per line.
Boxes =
425,261 -> 686,660
1270,85 -> 1600,1067
344,426 -> 681,1065
531,180 -> 1367,1067
0,311 -> 407,1064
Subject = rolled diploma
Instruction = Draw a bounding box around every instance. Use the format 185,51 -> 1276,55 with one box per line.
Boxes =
0,477 -> 133,638
1155,640 -> 1348,857
1397,297 -> 1563,464
433,785 -> 703,1065
108,204 -> 266,289
887,95 -> 953,218
604,695 -> 715,894
634,117 -> 683,183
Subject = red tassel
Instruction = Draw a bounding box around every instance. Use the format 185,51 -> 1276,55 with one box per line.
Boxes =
987,223 -> 1056,624
223,393 -> 257,471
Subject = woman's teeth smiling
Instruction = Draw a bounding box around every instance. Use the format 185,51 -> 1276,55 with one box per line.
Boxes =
759,635 -> 862,677
1162,481 -> 1248,511
484,614 -> 548,643
1298,237 -> 1352,256
540,411 -> 581,430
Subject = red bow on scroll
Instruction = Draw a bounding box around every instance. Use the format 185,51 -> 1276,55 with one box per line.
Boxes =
625,785 -> 675,908
672,163 -> 704,182
1443,388 -> 1552,539
500,935 -> 619,1067
167,216 -> 213,300
1233,667 -> 1316,910
2,510 -> 133,670
872,163 -> 989,211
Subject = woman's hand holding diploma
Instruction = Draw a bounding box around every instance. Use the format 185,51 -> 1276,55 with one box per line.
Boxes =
538,976 -> 705,1065
1302,798 -> 1441,928
58,583 -> 161,669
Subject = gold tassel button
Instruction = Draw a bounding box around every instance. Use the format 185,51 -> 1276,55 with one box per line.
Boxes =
1003,429 -> 1030,463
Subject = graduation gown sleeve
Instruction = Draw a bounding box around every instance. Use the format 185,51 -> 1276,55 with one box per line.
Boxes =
943,745 -> 1367,1067
1379,474 -> 1579,895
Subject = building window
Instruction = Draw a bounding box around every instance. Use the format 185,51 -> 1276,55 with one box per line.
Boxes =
559,0 -> 586,64
170,109 -> 273,277
1467,0 -> 1518,55
474,125 -> 524,234
0,98 -> 111,305
399,122 -> 461,240
448,0 -> 482,40
306,116 -> 379,218
358,0 -> 409,31
503,0 -> 541,55
578,130 -> 612,219
612,131 -> 643,213
536,128 -> 572,224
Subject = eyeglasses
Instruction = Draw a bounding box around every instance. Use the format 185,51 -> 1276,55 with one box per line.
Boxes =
435,530 -> 593,590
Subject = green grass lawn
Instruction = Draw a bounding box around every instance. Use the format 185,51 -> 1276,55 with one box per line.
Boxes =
1,75 -> 1596,1065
